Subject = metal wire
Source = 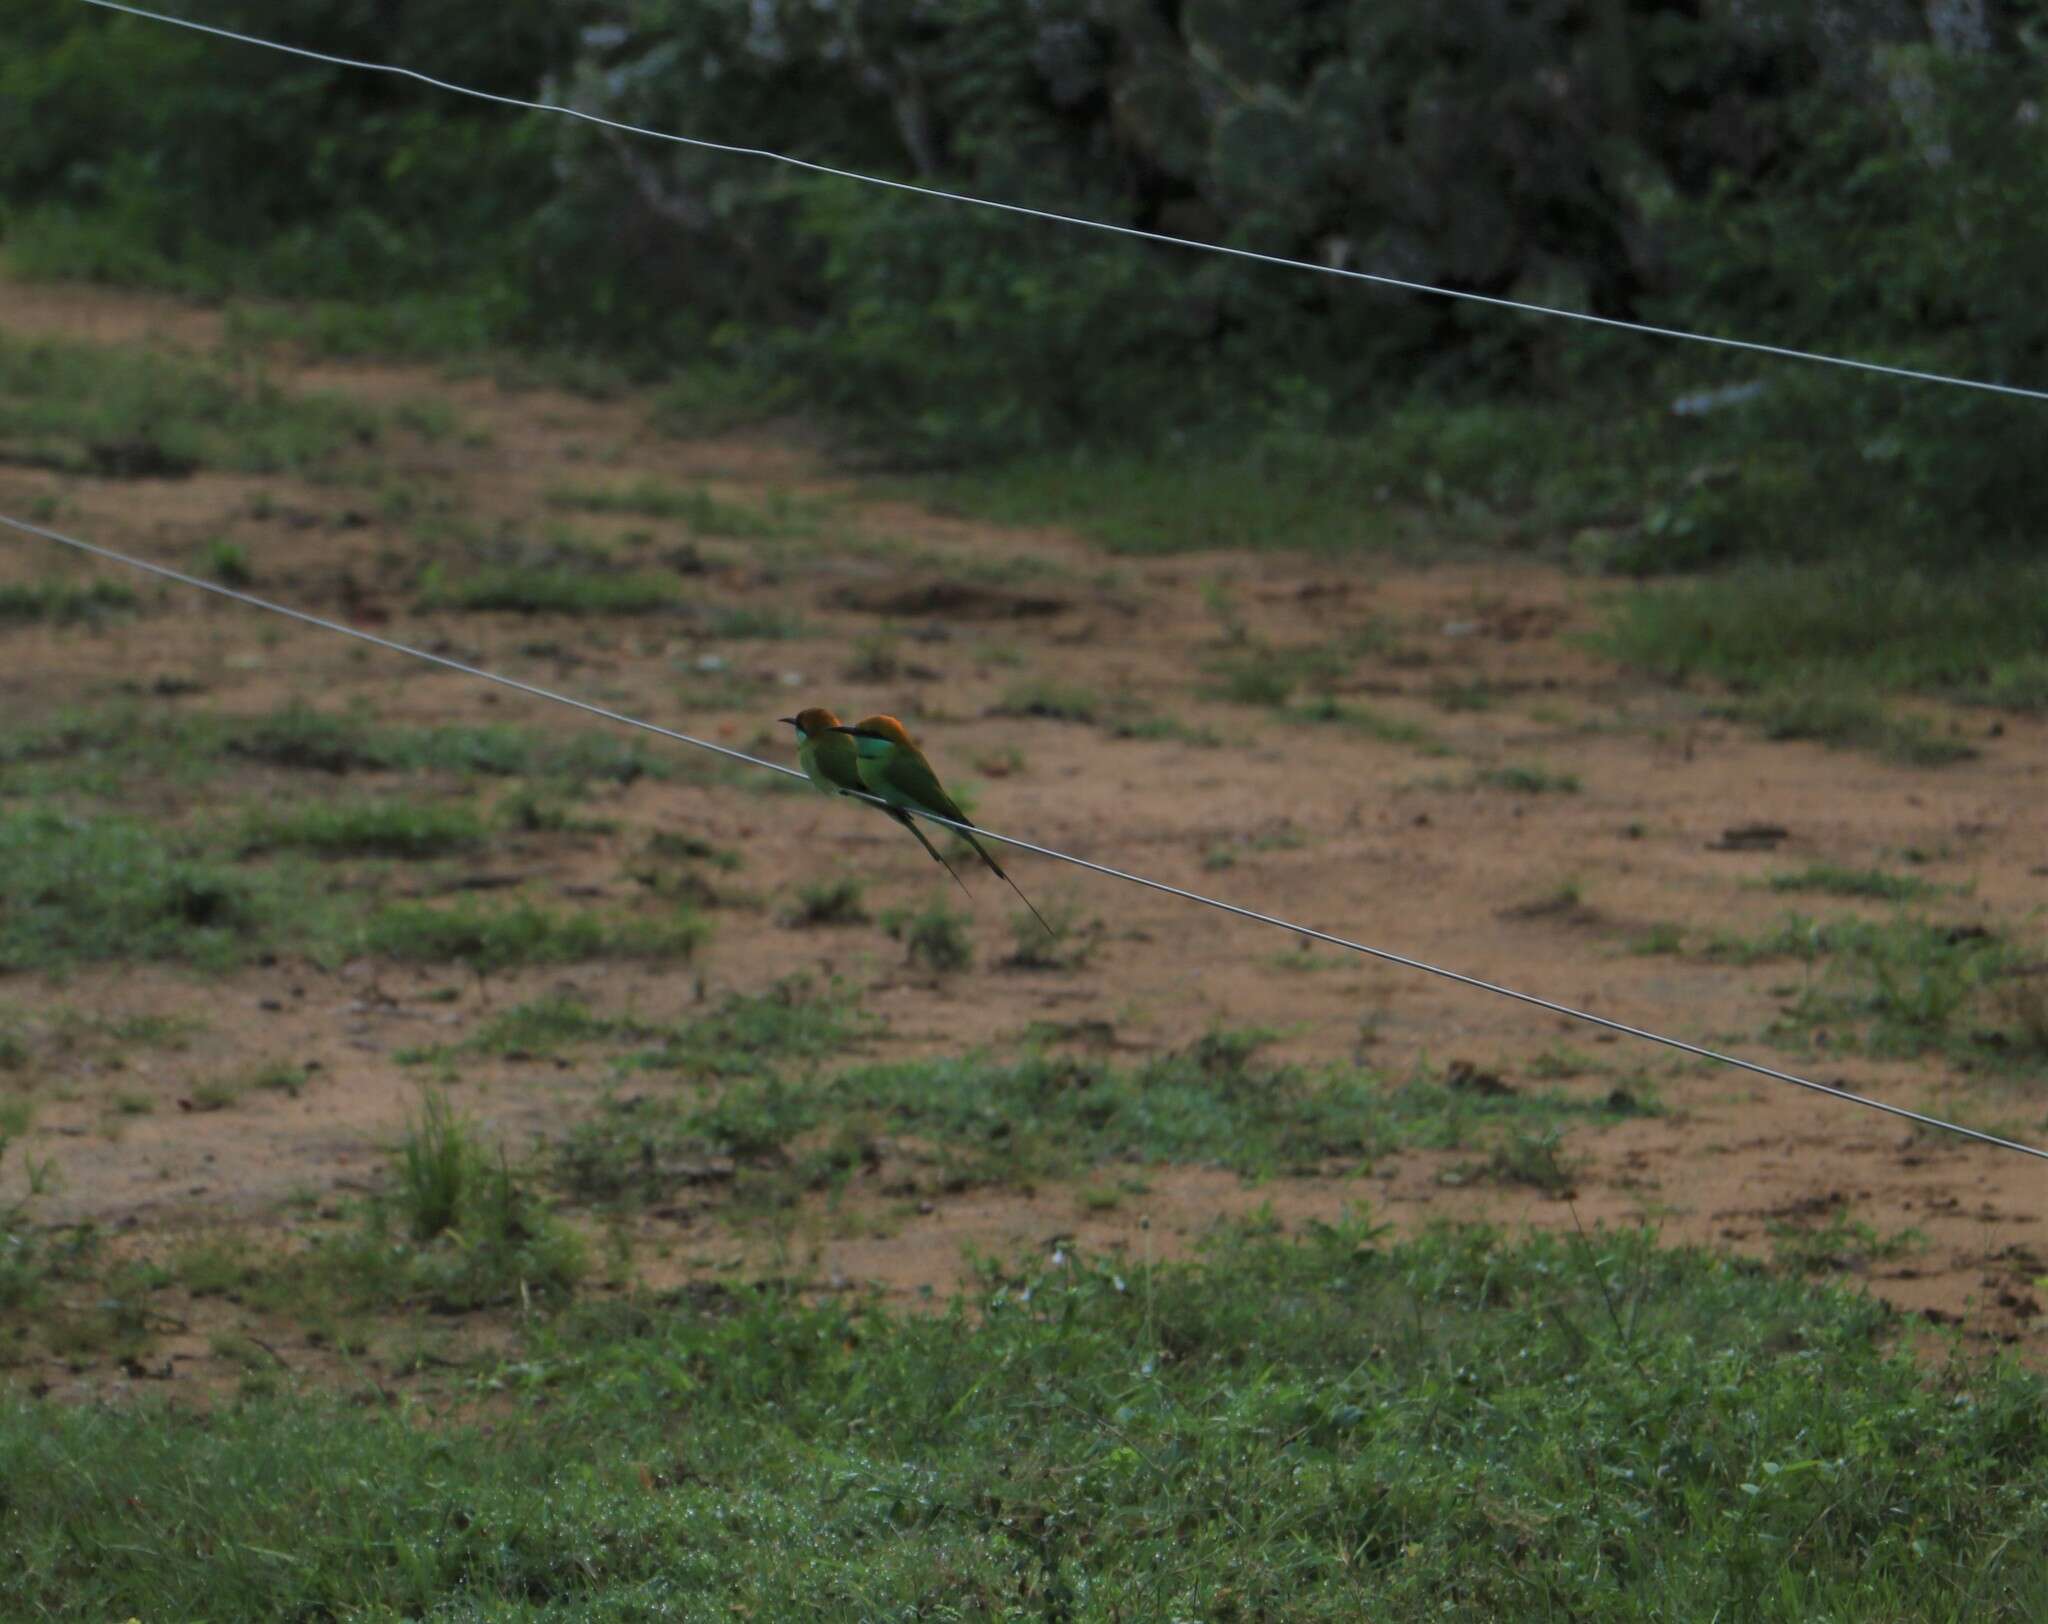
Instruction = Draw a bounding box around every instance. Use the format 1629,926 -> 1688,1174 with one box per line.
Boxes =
72,0 -> 2048,405
4,508 -> 2043,1163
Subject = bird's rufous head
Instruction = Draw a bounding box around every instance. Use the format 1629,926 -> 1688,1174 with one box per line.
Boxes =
835,714 -> 915,747
779,706 -> 843,738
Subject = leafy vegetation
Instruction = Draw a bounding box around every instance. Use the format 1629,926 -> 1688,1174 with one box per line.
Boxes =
882,899 -> 975,974
236,799 -> 488,859
1600,563 -> 2048,724
546,480 -> 818,538
8,0 -> 2045,587
1713,913 -> 2045,1070
682,1034 -> 1641,1190
363,899 -> 705,975
0,808 -> 287,972
1768,866 -> 1940,903
8,1221 -> 2048,1617
782,875 -> 869,927
416,565 -> 681,617
0,578 -> 137,626
0,331 -> 379,476
1478,765 -> 1581,795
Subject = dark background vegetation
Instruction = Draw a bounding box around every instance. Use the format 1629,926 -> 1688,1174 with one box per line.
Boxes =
6,0 -> 2048,570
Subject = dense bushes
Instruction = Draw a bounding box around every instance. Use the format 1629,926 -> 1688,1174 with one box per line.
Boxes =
5,0 -> 2046,556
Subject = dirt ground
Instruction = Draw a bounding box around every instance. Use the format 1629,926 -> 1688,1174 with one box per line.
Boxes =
3,277 -> 2044,1401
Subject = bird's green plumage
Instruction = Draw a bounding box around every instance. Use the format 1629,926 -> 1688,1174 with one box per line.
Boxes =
794,726 -> 864,797
850,734 -> 1010,880
787,714 -> 969,893
834,716 -> 1053,937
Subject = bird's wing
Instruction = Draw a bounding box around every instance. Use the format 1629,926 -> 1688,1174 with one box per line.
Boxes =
811,731 -> 867,793
881,750 -> 971,827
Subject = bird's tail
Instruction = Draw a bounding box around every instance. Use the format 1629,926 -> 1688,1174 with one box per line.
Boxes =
892,809 -> 974,902
961,829 -> 1055,939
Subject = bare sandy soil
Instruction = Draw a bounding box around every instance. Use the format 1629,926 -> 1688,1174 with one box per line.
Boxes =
2,277 -> 2044,1402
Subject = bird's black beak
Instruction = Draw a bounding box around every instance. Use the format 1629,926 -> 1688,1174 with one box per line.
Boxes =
825,725 -> 878,739
778,717 -> 797,727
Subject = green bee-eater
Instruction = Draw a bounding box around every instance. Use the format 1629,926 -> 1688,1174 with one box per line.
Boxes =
780,706 -> 968,896
828,713 -> 1053,937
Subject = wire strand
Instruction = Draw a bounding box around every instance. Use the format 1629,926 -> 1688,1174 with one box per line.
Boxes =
72,0 -> 2048,406
4,508 -> 2043,1164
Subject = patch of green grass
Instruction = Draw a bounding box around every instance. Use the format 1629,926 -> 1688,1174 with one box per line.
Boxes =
1717,913 -> 2041,1065
1600,561 -> 2048,711
1768,865 -> 1939,902
647,361 -> 804,435
450,995 -> 649,1061
1208,644 -> 1348,708
624,979 -> 868,1081
1108,713 -> 1223,746
992,680 -> 1106,724
883,900 -> 974,974
782,876 -> 869,928
702,1035 -> 1638,1189
316,1092 -> 585,1313
707,605 -> 806,639
1289,696 -> 1442,750
1430,679 -> 1498,712
1478,764 -> 1582,794
186,1079 -> 244,1113
1768,1210 -> 1927,1277
171,1237 -> 264,1300
642,831 -> 742,872
220,294 -> 503,362
251,1061 -> 313,1098
392,1090 -> 472,1241
417,565 -> 680,616
1729,686 -> 1976,767
545,480 -> 819,538
1464,1128 -> 1580,1194
1628,922 -> 1687,956
930,402 -> 1645,554
217,706 -> 674,784
545,982 -> 872,1200
237,799 -> 488,859
364,899 -> 705,975
8,1220 -> 2048,1615
0,578 -> 139,627
1001,899 -> 1095,972
441,980 -> 862,1084
0,331 -> 379,476
494,790 -> 615,836
0,809 -> 291,972
195,538 -> 254,587
0,706 -> 673,801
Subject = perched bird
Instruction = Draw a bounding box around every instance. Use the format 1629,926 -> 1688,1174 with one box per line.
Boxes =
780,706 -> 968,896
829,713 -> 1053,937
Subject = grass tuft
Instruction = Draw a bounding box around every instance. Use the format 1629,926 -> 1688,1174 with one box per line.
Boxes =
1478,764 -> 1581,794
782,876 -> 870,928
883,900 -> 974,973
1768,865 -> 1939,902
545,480 -> 818,538
0,331 -> 380,476
0,579 -> 138,626
238,799 -> 488,859
7,1222 -> 2048,1613
417,565 -> 680,616
364,899 -> 705,974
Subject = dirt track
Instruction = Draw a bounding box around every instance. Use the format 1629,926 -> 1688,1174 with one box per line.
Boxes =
3,277 -> 2044,1396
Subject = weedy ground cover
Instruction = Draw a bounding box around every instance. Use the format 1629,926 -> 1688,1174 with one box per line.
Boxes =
4,1220 -> 2046,1618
